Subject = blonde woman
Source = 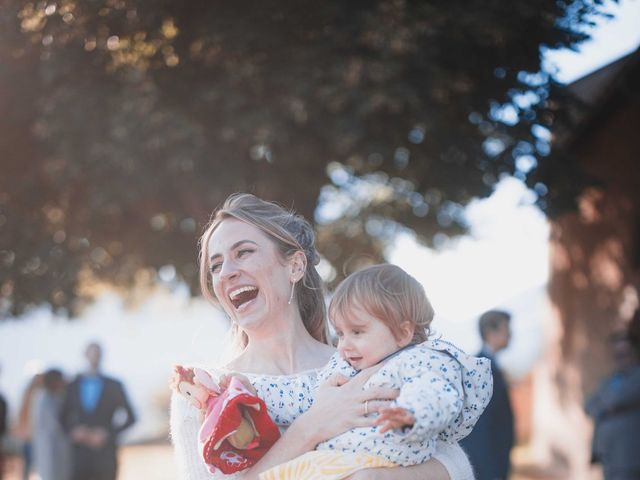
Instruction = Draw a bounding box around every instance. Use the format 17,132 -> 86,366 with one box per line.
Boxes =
170,193 -> 475,480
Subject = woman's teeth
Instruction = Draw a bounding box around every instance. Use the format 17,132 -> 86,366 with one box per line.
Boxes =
229,286 -> 258,309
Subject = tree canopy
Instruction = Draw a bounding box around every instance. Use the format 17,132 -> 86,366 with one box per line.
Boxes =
0,0 -> 609,316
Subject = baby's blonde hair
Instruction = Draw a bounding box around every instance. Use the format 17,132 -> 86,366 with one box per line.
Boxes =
329,264 -> 433,343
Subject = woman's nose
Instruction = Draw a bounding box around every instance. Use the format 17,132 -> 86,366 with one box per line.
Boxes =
219,259 -> 239,280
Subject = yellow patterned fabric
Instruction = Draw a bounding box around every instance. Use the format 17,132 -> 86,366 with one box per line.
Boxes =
259,450 -> 397,480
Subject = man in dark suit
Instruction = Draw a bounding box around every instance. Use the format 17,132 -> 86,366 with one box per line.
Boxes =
460,310 -> 515,480
61,342 -> 136,480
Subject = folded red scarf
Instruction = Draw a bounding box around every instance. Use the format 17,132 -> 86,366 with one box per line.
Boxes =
199,376 -> 281,474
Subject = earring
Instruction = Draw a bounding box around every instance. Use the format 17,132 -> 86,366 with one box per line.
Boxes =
287,281 -> 296,305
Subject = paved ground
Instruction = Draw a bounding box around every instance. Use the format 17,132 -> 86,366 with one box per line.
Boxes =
3,441 -> 600,480
3,442 -> 178,480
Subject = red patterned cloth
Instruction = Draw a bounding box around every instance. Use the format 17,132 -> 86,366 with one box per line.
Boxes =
199,377 -> 281,474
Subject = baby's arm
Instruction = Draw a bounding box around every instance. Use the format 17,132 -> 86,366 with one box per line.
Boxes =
388,351 -> 463,443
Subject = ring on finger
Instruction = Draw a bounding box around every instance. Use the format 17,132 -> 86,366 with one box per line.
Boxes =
364,400 -> 369,415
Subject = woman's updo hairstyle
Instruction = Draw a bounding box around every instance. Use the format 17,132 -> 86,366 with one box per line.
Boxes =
199,193 -> 329,349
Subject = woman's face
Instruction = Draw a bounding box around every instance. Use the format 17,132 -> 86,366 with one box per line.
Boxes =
207,218 -> 293,331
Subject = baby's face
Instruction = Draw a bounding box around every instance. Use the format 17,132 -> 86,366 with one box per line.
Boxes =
333,304 -> 402,370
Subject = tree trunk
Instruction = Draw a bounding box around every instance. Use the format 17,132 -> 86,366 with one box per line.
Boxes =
529,75 -> 640,479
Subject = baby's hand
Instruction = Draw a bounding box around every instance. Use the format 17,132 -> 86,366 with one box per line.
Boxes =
375,406 -> 415,433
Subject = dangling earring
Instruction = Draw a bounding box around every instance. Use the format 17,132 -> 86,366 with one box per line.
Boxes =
287,281 -> 296,305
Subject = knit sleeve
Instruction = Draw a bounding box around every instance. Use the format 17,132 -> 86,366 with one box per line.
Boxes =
169,392 -> 239,480
431,441 -> 475,480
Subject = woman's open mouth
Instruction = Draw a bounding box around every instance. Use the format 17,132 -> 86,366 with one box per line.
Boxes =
229,286 -> 259,311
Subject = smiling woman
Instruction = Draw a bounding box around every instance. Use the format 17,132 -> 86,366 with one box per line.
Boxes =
170,193 -> 474,480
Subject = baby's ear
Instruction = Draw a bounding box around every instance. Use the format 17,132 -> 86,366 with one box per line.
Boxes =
397,321 -> 415,346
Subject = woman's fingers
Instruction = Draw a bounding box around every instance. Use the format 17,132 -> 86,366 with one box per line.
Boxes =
362,399 -> 393,415
221,372 -> 257,395
218,374 -> 230,389
350,363 -> 384,386
350,416 -> 380,429
328,373 -> 350,387
359,386 -> 400,402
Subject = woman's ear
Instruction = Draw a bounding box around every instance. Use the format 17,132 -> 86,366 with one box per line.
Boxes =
397,321 -> 415,347
289,250 -> 307,282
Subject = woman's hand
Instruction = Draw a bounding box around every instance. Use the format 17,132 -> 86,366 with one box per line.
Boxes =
299,364 -> 400,445
219,372 -> 257,395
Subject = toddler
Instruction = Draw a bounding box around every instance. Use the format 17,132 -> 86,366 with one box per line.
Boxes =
261,264 -> 493,479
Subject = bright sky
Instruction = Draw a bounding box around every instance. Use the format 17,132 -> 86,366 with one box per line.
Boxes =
543,0 -> 640,83
387,178 -> 549,377
389,1 -> 640,371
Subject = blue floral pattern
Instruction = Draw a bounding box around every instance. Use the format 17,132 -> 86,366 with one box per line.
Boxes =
313,339 -> 493,466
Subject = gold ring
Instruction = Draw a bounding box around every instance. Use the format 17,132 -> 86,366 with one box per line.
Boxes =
364,400 -> 369,415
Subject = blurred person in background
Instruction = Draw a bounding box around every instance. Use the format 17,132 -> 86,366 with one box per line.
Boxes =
460,309 -> 515,480
586,312 -> 640,480
0,365 -> 7,480
15,372 -> 44,480
60,342 -> 136,480
33,368 -> 71,480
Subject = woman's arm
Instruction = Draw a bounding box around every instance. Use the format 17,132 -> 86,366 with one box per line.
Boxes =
347,461 -> 449,480
347,442 -> 473,480
232,367 -> 400,480
170,393 -> 235,480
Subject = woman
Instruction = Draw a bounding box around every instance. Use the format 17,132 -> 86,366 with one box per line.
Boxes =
33,369 -> 72,480
170,193 -> 474,480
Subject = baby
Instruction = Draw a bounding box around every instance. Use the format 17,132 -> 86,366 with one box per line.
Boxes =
261,264 -> 493,479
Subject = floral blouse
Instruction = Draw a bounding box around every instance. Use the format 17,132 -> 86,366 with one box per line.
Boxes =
169,341 -> 485,478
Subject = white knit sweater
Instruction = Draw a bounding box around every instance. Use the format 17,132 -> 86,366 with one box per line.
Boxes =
170,375 -> 475,480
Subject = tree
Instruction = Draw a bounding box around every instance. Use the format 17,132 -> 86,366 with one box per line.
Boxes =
530,51 -> 640,478
0,0 -> 608,316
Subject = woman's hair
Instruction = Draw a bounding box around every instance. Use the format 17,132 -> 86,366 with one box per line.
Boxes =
43,368 -> 64,391
199,193 -> 329,350
329,264 -> 434,343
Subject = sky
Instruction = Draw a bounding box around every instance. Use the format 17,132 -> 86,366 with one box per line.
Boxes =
388,0 -> 640,372
543,0 -> 640,83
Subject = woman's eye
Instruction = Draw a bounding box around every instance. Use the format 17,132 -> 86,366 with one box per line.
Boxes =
210,263 -> 222,274
237,248 -> 254,258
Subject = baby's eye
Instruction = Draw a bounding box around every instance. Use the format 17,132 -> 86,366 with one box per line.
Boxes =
352,330 -> 363,335
186,391 -> 192,396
